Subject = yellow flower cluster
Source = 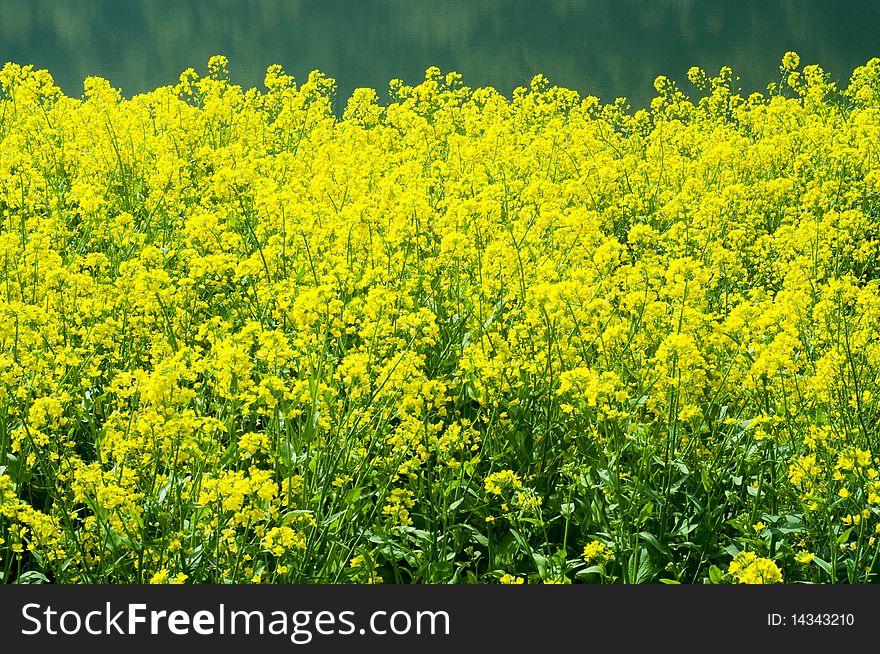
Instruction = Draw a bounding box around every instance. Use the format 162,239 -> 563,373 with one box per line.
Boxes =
262,525 -> 307,556
484,470 -> 523,496
728,552 -> 783,584
1,53 -> 880,583
499,573 -> 525,584
582,541 -> 614,565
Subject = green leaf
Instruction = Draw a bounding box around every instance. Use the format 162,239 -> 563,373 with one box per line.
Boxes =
278,440 -> 298,471
509,527 -> 532,556
813,556 -> 832,576
709,564 -> 724,584
533,552 -> 549,578
635,548 -> 655,583
472,532 -> 489,547
701,467 -> 711,492
15,571 -> 50,585
575,565 -> 605,578
1,453 -> 30,485
639,531 -> 672,559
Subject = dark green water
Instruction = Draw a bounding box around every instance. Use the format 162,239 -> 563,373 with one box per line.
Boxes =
1,0 -> 879,107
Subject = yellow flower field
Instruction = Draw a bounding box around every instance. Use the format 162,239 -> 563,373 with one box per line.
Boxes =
1,53 -> 879,584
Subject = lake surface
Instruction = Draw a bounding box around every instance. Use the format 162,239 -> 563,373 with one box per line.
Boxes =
1,0 -> 879,108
